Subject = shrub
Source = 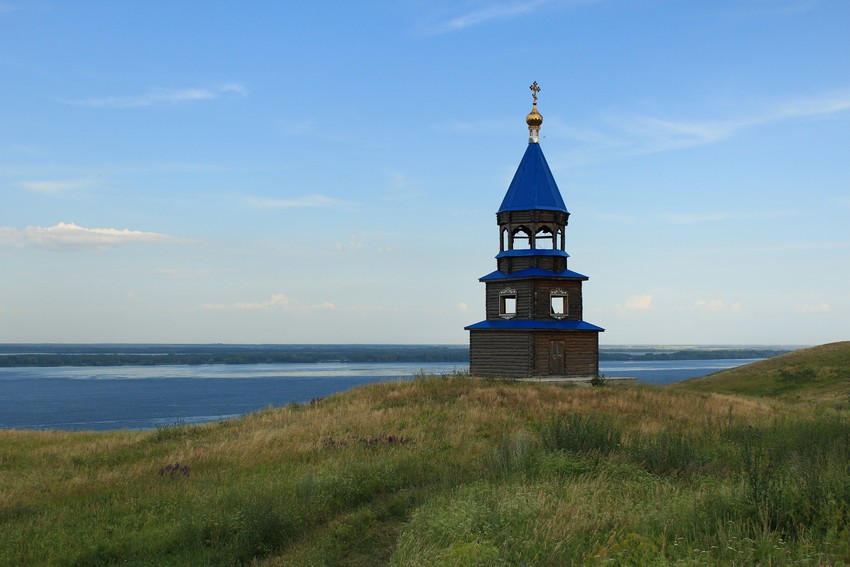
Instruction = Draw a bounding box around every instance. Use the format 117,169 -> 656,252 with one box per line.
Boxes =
539,413 -> 622,457
626,428 -> 705,477
485,430 -> 537,481
590,374 -> 607,387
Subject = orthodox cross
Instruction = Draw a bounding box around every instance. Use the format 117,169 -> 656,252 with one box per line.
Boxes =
529,81 -> 540,102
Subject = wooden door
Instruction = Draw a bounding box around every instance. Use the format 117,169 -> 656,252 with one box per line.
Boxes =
549,340 -> 566,375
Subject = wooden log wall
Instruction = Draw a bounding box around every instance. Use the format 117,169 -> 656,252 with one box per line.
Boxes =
485,280 -> 584,320
497,255 -> 567,274
496,210 -> 569,228
485,281 -> 535,320
531,280 -> 583,320
469,331 -> 534,377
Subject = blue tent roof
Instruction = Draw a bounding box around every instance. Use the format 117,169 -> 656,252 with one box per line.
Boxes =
498,143 -> 568,213
465,319 -> 604,332
479,267 -> 589,282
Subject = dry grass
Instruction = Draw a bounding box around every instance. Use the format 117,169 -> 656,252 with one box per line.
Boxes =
1,368 -> 848,566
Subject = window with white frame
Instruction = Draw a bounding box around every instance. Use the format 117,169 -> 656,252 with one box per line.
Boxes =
499,288 -> 517,319
550,289 -> 568,318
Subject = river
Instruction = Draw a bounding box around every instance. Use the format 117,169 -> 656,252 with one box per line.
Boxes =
0,359 -> 761,431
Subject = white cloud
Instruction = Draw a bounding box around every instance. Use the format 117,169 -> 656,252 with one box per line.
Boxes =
0,227 -> 19,246
617,115 -> 735,150
276,118 -> 347,142
660,211 -> 796,224
694,299 -> 742,312
62,84 -> 247,109
593,213 -> 637,224
621,294 -> 653,311
427,0 -> 547,33
205,293 -> 336,313
218,83 -> 247,96
661,212 -> 733,224
335,231 -> 392,254
0,222 -> 195,251
156,267 -> 211,278
457,302 -> 469,312
20,177 -> 96,193
798,303 -> 831,313
234,293 -> 293,311
773,90 -> 850,119
424,0 -> 597,34
336,233 -> 364,252
248,194 -> 345,209
586,88 -> 850,157
281,119 -> 313,135
699,241 -> 850,255
383,171 -> 422,202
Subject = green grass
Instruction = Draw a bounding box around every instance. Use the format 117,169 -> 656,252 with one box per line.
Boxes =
673,341 -> 850,406
1,344 -> 849,565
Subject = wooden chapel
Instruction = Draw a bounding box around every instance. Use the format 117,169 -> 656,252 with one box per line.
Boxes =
466,82 -> 604,377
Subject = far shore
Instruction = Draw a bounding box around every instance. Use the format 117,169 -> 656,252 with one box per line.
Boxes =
0,344 -> 792,368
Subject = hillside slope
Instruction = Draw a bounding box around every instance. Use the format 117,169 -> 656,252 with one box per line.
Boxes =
1,371 -> 848,565
672,341 -> 850,405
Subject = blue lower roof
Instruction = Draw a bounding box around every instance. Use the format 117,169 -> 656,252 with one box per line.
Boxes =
480,267 -> 588,282
465,319 -> 605,332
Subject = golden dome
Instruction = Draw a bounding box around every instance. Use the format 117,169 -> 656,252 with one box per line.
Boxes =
526,103 -> 543,127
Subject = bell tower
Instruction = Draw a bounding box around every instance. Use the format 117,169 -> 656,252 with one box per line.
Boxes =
465,83 -> 603,377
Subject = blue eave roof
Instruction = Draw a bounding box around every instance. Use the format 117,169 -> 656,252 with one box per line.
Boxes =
479,268 -> 589,282
498,143 -> 568,213
465,319 -> 605,332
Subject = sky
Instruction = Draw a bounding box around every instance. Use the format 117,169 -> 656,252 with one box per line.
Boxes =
1,0 -> 848,346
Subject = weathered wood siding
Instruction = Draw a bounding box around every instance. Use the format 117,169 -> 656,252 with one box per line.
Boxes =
498,255 -> 567,274
533,331 -> 599,376
531,280 -> 584,320
469,331 -> 534,377
470,330 -> 599,377
485,281 -> 534,320
485,279 -> 584,321
496,210 -> 569,227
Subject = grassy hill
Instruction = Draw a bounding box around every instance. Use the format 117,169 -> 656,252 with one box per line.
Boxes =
673,341 -> 850,406
1,350 -> 848,565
